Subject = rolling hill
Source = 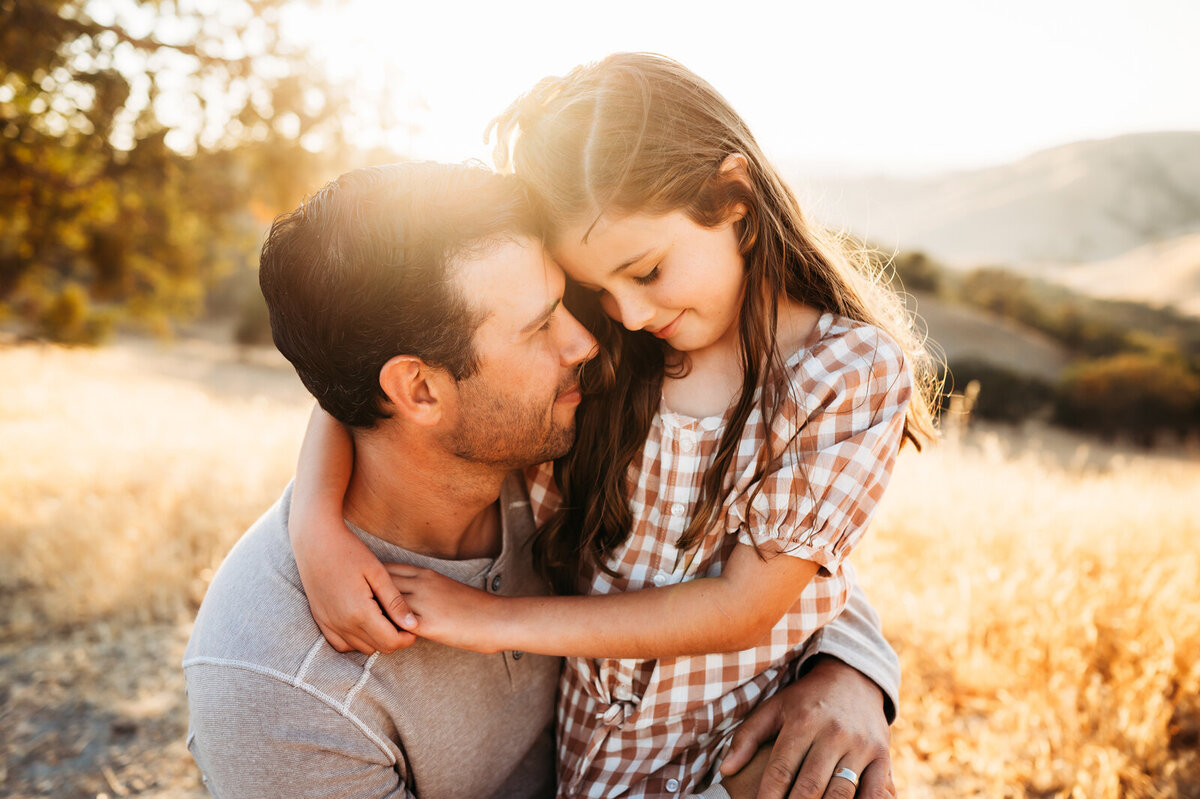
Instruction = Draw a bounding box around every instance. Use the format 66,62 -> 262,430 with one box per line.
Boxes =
908,292 -> 1071,383
792,132 -> 1200,315
1049,233 -> 1200,317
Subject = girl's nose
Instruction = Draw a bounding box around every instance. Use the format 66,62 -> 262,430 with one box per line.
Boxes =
606,291 -> 655,332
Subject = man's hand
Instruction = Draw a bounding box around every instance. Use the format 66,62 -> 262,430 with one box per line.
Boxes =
719,742 -> 774,799
719,656 -> 895,799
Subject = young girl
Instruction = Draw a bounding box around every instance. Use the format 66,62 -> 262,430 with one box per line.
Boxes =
291,53 -> 937,798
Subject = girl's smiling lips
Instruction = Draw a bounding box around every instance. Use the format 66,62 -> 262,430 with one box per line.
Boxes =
648,312 -> 685,339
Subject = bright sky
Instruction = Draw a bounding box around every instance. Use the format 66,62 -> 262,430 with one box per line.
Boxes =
289,0 -> 1200,177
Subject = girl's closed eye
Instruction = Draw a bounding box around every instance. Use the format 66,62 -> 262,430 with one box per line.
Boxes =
633,265 -> 661,286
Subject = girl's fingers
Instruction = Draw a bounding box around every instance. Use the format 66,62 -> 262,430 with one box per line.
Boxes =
337,630 -> 375,656
383,562 -> 424,578
321,627 -> 355,654
356,610 -> 413,654
348,635 -> 377,656
367,566 -> 419,630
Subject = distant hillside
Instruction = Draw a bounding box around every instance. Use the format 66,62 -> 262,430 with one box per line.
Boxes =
1050,233 -> 1200,317
794,131 -> 1200,266
910,293 -> 1071,383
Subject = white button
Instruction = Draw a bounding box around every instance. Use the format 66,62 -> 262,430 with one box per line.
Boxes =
679,437 -> 695,453
653,573 -> 668,587
670,503 -> 685,517
665,778 -> 680,792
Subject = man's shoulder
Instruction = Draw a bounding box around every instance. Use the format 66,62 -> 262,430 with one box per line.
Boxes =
182,487 -> 404,767
184,487 -> 316,668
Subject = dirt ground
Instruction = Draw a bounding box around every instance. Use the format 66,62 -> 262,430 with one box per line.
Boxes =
1,621 -> 205,798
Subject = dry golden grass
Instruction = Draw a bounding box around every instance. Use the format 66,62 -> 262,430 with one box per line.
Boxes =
868,429 -> 1200,797
0,337 -> 311,639
1,338 -> 1198,797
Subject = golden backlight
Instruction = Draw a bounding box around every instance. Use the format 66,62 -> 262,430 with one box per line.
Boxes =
279,0 -> 1200,175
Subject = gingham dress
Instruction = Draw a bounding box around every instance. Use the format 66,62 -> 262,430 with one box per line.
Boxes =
527,313 -> 912,799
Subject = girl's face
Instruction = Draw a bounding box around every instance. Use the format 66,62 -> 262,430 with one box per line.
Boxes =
551,210 -> 746,359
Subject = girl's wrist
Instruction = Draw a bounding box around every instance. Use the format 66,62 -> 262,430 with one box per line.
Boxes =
483,594 -> 524,654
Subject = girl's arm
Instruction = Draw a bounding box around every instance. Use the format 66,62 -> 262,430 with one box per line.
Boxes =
388,543 -> 818,658
290,405 -> 416,655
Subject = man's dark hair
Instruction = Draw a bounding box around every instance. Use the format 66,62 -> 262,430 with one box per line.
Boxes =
259,161 -> 541,427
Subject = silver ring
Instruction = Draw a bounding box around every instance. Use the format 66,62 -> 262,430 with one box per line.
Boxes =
833,767 -> 860,787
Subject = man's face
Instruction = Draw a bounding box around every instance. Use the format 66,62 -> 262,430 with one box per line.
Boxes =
441,236 -> 597,470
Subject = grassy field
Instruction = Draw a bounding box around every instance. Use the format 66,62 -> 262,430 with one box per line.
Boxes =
2,337 -> 1198,798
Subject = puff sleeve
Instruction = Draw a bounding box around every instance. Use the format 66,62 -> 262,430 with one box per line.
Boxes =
724,322 -> 912,574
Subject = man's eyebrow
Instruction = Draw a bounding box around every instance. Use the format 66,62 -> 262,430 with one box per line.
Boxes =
520,298 -> 560,334
609,249 -> 652,276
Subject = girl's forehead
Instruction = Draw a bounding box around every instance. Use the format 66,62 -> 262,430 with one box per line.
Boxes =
554,211 -> 675,252
550,213 -> 671,274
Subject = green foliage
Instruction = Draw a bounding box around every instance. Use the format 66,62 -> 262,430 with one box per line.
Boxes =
0,0 -> 376,343
941,358 -> 1054,423
957,267 -> 1042,323
1037,303 -> 1131,358
951,265 -> 1200,369
34,281 -> 112,343
885,253 -> 1200,444
1054,354 -> 1200,444
234,287 -> 272,347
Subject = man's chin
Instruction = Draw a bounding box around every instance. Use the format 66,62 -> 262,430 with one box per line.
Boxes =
536,423 -> 576,465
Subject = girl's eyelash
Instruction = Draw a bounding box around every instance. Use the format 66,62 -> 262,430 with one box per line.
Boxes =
633,266 -> 661,285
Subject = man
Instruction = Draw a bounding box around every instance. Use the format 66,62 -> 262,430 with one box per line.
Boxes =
184,162 -> 900,798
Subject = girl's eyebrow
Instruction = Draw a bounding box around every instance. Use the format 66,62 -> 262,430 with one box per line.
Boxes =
610,249 -> 653,276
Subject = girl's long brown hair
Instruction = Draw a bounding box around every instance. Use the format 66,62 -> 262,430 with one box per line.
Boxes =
490,53 -> 939,595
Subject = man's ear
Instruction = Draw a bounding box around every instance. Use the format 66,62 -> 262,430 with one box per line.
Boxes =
718,153 -> 752,222
378,355 -> 449,426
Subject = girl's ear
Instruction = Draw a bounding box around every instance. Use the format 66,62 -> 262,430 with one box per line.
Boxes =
719,153 -> 750,180
718,153 -> 752,222
378,356 -> 448,427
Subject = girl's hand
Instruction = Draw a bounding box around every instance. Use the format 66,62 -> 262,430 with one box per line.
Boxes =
386,564 -> 504,654
289,404 -> 416,655
296,522 -> 419,655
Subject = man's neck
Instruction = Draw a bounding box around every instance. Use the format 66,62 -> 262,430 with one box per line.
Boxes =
342,432 -> 507,561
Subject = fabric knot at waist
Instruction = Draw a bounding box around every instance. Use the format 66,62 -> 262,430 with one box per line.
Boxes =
598,699 -> 635,727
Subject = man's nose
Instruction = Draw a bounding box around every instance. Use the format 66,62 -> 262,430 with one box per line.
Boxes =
559,308 -> 598,367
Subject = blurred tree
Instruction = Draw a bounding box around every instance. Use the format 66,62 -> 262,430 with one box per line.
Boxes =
957,267 -> 1041,323
1054,353 -> 1200,445
941,358 -> 1054,423
1046,303 -> 1131,358
0,0 -> 361,340
889,250 -> 943,294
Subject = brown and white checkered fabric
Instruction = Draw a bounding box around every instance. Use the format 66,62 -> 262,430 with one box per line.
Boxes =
527,314 -> 912,798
